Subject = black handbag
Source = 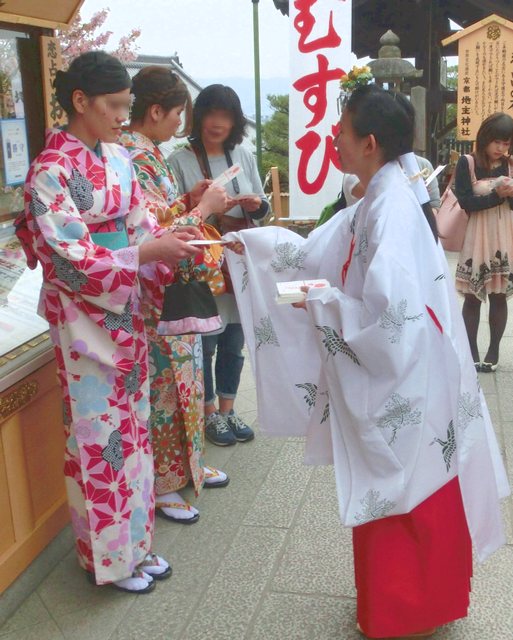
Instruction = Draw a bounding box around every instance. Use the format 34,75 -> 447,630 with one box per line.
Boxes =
157,279 -> 222,336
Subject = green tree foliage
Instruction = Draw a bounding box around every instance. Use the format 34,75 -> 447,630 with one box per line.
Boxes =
446,64 -> 458,90
446,64 -> 458,123
261,94 -> 289,191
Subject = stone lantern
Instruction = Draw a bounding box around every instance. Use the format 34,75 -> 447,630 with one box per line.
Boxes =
368,30 -> 423,92
368,30 -> 426,152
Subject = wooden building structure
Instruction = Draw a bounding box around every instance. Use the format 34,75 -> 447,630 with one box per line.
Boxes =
0,0 -> 83,596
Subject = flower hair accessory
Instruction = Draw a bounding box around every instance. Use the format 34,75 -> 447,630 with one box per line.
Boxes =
338,65 -> 374,113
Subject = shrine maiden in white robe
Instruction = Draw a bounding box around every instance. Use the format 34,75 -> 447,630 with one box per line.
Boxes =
224,160 -> 509,562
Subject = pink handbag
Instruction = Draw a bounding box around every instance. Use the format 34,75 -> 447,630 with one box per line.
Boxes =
436,154 -> 475,252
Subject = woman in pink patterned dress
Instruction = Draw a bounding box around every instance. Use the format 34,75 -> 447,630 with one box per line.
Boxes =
16,52 -> 214,594
119,66 -> 230,525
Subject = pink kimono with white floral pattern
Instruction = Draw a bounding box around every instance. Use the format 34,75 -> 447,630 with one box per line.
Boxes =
21,129 -> 170,584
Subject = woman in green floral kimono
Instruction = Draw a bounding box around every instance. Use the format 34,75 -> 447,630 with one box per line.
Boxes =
119,66 -> 230,523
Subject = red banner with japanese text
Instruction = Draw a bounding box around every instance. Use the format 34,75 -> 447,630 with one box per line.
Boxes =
289,0 -> 351,218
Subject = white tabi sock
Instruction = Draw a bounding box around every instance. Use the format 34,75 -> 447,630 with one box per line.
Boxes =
113,570 -> 153,592
140,553 -> 170,577
203,466 -> 228,485
157,491 -> 199,520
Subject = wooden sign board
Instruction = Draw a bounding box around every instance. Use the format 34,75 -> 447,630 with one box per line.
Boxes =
40,36 -> 66,129
442,14 -> 513,141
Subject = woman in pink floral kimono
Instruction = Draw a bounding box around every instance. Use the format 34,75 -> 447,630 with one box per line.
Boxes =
119,66 -> 230,524
16,52 -> 211,594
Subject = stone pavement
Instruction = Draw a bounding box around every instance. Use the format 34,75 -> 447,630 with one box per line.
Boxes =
1,256 -> 512,640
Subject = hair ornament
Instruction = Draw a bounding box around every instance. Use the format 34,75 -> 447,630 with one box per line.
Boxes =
338,65 -> 374,113
399,152 -> 430,205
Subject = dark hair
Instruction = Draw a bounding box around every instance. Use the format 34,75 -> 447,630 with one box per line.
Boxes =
346,84 -> 438,241
346,84 -> 413,162
474,112 -> 513,170
189,84 -> 247,151
54,51 -> 131,117
130,66 -> 192,137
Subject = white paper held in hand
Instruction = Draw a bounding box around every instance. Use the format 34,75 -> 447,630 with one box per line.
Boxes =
275,279 -> 331,304
186,239 -> 226,246
210,163 -> 243,187
425,165 -> 446,187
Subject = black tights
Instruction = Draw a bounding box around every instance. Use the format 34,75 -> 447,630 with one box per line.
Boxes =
462,293 -> 508,364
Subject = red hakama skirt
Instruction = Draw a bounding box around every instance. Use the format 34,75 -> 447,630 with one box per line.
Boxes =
353,477 -> 472,638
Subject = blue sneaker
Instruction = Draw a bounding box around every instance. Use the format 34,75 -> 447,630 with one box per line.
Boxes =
224,411 -> 255,442
205,412 -> 237,446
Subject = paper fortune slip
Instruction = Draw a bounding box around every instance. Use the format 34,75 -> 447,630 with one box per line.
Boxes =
275,279 -> 331,304
425,164 -> 446,186
211,163 -> 243,187
186,239 -> 226,246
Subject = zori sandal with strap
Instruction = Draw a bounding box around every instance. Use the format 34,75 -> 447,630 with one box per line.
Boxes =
155,500 -> 200,524
87,568 -> 155,594
139,553 -> 172,580
203,465 -> 230,488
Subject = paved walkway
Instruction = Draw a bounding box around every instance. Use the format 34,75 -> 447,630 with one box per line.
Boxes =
1,258 -> 512,640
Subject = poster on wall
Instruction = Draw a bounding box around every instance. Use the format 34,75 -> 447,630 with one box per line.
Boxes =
0,118 -> 30,186
11,70 -> 25,119
289,0 -> 352,219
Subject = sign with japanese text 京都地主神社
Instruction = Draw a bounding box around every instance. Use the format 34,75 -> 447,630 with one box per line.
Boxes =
289,0 -> 352,219
442,14 -> 513,142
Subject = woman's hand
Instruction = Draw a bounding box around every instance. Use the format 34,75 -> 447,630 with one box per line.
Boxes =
189,179 -> 212,208
495,182 -> 513,198
291,286 -> 310,311
223,240 -> 245,255
237,194 -> 262,212
139,228 -> 202,268
196,185 -> 228,219
214,196 -> 238,215
172,225 -> 203,241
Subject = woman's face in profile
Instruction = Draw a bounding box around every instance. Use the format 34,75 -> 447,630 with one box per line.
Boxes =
200,109 -> 234,147
334,109 -> 364,176
155,104 -> 185,142
78,88 -> 131,144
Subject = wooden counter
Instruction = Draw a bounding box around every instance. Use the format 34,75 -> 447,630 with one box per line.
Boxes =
0,358 -> 69,594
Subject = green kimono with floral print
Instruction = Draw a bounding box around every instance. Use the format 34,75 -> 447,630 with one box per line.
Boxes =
119,129 -> 215,495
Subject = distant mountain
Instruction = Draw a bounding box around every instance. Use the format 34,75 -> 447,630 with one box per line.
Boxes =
195,76 -> 291,120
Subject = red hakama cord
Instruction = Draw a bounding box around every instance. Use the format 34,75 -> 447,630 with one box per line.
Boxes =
353,477 -> 472,638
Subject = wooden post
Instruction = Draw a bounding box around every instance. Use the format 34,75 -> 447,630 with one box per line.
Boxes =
411,85 -> 427,155
270,166 -> 283,224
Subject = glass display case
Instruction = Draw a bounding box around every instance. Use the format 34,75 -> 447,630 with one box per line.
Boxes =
0,26 -> 52,392
0,226 -> 52,391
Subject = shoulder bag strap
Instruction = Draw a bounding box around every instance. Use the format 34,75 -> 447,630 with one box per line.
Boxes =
223,149 -> 240,194
189,142 -> 212,180
224,148 -> 254,227
442,161 -> 458,197
443,154 -> 473,198
464,154 -> 476,182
